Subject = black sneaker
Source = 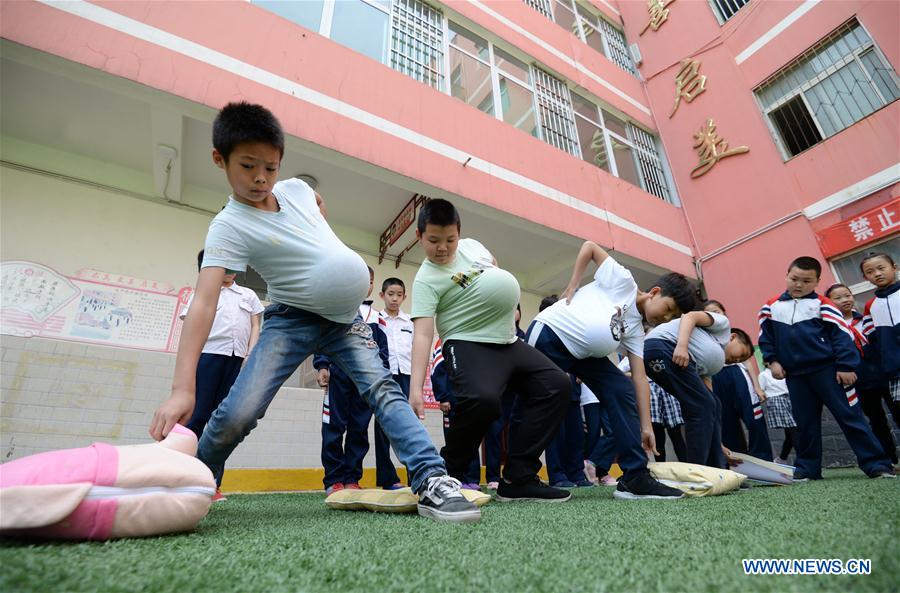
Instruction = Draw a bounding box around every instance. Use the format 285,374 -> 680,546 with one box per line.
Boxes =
495,477 -> 572,503
868,471 -> 897,479
613,470 -> 684,500
417,475 -> 481,523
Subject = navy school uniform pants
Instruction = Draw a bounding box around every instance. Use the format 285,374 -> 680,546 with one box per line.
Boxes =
321,365 -> 372,488
372,373 -> 407,487
528,321 -> 649,481
545,388 -> 586,484
583,403 -> 618,473
713,365 -> 773,462
858,384 -> 899,464
786,366 -> 893,478
188,353 -> 245,438
643,338 -> 727,469
442,410 -> 481,484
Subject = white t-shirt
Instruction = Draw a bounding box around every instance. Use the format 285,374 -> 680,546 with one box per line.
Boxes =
180,282 -> 264,357
380,309 -> 413,375
580,382 -> 599,406
646,312 -> 731,377
758,368 -> 789,398
535,256 -> 644,359
202,178 -> 369,324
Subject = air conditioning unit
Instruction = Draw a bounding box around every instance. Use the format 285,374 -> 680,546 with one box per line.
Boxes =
629,43 -> 643,66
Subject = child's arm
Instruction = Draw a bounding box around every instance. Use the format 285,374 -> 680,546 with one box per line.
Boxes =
150,266 -> 225,440
246,313 -> 261,361
743,358 -> 766,402
409,317 -> 435,420
561,241 -> 609,304
673,311 -> 714,368
627,351 -> 659,456
757,302 -> 785,378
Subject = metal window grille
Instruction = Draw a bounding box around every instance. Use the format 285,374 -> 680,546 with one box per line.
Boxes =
710,0 -> 750,23
755,20 -> 900,158
524,0 -> 553,19
598,19 -> 636,75
628,124 -> 671,202
533,68 -> 581,157
390,0 -> 444,90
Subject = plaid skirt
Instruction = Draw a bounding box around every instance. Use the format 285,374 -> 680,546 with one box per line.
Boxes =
650,380 -> 683,428
764,395 -> 796,429
891,378 -> 900,402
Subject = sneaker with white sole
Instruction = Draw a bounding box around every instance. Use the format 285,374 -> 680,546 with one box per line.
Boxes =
495,477 -> 572,503
613,470 -> 684,500
417,475 -> 481,523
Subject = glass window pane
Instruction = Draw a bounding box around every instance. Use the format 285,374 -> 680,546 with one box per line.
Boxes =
448,22 -> 489,62
832,236 -> 900,290
499,76 -> 537,136
601,109 -> 628,137
575,116 -> 609,171
493,48 -> 530,85
860,49 -> 900,104
551,0 -> 578,37
449,47 -> 494,116
252,1 -> 324,32
571,93 -> 600,123
580,20 -> 606,55
610,136 -> 640,187
805,61 -> 881,137
331,0 -> 390,64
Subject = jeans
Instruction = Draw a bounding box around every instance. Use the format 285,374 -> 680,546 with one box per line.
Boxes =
198,304 -> 445,492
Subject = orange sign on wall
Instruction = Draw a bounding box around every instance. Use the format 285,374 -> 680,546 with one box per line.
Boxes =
815,197 -> 900,257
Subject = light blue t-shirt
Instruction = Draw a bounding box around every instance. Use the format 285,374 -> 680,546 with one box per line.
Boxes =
202,178 -> 369,324
646,312 -> 731,377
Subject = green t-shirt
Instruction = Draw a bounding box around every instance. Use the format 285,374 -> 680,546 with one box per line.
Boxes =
411,238 -> 520,344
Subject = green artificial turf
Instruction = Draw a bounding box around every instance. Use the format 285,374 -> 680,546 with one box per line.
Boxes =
1,468 -> 897,593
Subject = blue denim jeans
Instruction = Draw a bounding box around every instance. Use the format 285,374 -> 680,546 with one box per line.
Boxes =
198,303 -> 446,491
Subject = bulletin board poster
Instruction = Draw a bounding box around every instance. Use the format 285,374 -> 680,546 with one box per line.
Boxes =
1,261 -> 190,353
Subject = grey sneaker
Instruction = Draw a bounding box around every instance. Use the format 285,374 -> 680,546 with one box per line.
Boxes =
417,475 -> 481,523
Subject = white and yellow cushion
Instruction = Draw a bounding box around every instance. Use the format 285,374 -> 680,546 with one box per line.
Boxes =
648,462 -> 746,497
325,487 -> 490,513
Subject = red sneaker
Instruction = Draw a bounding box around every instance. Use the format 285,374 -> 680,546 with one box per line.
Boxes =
345,483 -> 361,490
325,483 -> 345,496
212,488 -> 227,503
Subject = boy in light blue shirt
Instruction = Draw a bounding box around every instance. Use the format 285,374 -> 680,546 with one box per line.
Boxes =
150,102 -> 478,523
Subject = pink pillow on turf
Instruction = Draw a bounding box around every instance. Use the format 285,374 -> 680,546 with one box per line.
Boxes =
0,424 -> 216,540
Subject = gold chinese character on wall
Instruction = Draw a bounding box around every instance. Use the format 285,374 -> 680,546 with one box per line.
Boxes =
640,0 -> 676,36
670,59 -> 706,118
691,119 -> 749,178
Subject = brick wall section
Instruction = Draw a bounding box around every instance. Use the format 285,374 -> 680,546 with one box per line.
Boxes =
0,337 -> 444,469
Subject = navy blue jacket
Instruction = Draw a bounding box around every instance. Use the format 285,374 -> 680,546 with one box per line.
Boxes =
862,282 -> 900,381
758,292 -> 860,374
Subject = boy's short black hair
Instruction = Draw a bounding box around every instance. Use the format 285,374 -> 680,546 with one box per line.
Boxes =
539,295 -> 559,312
825,283 -> 850,298
417,198 -> 460,233
731,327 -> 753,349
381,277 -> 405,293
213,102 -> 285,162
650,273 -> 699,314
703,299 -> 726,314
788,256 -> 822,278
859,251 -> 896,272
197,249 -> 205,273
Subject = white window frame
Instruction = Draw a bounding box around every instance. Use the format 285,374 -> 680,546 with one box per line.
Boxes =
755,20 -> 900,161
706,0 -> 751,26
390,0 -> 445,90
446,21 -> 540,138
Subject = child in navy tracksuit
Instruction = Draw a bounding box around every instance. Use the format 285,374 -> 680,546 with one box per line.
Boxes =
860,252 -> 900,408
704,301 -> 772,462
431,337 -> 481,488
758,256 -> 893,480
827,281 -> 898,465
314,267 -> 390,494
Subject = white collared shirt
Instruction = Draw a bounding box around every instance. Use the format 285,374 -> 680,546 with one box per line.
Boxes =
379,309 -> 413,375
180,282 -> 264,357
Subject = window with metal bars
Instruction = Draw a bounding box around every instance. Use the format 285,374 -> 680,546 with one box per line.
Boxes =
390,0 -> 444,90
708,0 -> 750,24
533,68 -> 580,156
571,92 -> 673,203
755,19 -> 900,159
523,0 -> 637,76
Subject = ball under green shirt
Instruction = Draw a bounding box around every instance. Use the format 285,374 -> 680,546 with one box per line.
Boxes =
411,238 -> 520,345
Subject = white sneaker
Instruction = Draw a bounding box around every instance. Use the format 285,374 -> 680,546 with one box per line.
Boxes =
417,475 -> 481,523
